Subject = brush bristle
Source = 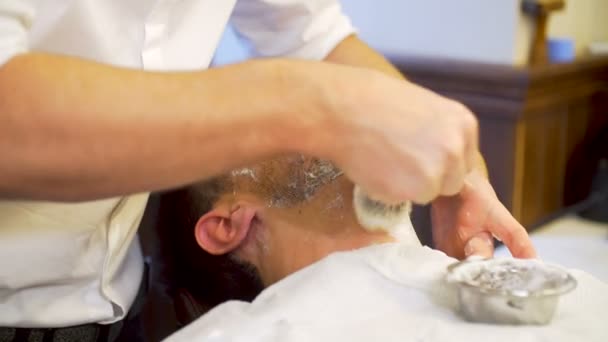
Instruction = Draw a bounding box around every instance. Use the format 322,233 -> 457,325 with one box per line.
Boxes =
353,186 -> 412,232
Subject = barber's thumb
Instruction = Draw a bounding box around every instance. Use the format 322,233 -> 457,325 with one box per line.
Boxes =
464,232 -> 494,258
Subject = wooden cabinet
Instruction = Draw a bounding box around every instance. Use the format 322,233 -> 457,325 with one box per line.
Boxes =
392,56 -> 608,228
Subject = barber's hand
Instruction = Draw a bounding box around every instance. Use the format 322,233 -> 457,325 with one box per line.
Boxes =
431,170 -> 537,259
320,70 -> 478,205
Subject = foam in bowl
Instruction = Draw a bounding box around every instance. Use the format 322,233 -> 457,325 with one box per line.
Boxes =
447,258 -> 576,296
446,258 -> 577,324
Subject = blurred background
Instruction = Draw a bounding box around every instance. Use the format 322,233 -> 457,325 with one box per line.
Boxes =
142,1 -> 608,339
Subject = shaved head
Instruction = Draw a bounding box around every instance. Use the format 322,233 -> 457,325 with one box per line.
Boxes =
191,154 -> 343,210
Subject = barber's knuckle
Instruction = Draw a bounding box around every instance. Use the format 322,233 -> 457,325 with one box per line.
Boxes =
457,228 -> 471,243
450,101 -> 477,129
421,159 -> 441,183
466,114 -> 479,138
450,136 -> 465,155
444,99 -> 464,115
441,134 -> 464,163
411,163 -> 439,199
449,99 -> 468,114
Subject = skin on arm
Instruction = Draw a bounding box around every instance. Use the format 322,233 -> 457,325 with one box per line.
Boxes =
0,51 -> 479,204
324,35 -> 535,259
0,53 -> 325,200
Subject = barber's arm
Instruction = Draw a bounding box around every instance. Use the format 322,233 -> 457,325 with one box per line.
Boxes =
0,51 -> 479,205
324,34 -> 536,259
0,53 -> 331,201
1,1 -> 477,209
1,2 -> 329,201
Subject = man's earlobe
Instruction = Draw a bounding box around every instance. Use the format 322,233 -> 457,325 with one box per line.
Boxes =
194,206 -> 256,255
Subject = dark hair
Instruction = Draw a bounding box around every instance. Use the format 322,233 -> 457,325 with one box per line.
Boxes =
157,176 -> 264,320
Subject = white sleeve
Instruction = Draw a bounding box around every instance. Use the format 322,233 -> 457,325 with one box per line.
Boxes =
0,0 -> 34,66
230,0 -> 356,60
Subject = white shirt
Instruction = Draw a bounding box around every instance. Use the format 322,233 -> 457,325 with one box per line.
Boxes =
165,243 -> 608,342
0,0 -> 354,327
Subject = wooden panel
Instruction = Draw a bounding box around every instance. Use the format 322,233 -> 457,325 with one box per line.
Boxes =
480,118 -> 517,210
391,55 -> 608,228
518,109 -> 568,226
565,98 -> 591,159
564,90 -> 608,204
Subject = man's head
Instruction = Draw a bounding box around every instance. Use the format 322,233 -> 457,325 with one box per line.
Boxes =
160,155 -> 398,310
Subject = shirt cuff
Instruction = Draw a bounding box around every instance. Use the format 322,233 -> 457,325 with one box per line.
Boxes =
0,1 -> 33,66
282,12 -> 356,61
231,1 -> 357,61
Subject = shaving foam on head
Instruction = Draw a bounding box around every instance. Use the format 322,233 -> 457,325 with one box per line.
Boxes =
229,156 -> 419,244
229,155 -> 344,209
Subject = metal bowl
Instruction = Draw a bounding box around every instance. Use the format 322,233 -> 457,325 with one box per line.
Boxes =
446,257 -> 577,325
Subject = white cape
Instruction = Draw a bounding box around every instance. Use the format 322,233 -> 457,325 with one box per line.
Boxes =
165,243 -> 608,342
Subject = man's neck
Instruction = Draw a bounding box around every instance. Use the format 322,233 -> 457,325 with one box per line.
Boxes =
256,219 -> 395,286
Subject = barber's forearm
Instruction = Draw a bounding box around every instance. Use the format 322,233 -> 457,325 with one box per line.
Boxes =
0,53 -> 321,200
325,34 -> 489,178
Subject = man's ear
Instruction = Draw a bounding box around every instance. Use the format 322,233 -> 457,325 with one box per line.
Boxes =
194,205 -> 257,255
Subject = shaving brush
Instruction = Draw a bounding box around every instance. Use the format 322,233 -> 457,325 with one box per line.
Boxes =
352,185 -> 412,233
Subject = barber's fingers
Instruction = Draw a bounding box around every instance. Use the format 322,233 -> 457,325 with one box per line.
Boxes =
464,231 -> 494,258
438,135 -> 467,197
488,205 -> 537,259
438,104 -> 478,197
463,109 -> 480,175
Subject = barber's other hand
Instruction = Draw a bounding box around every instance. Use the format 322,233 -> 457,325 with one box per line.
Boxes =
431,170 -> 537,259
317,69 -> 478,205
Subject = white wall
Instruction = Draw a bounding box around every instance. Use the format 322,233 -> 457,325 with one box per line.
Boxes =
213,0 -> 607,66
213,0 -> 528,66
341,0 -> 530,65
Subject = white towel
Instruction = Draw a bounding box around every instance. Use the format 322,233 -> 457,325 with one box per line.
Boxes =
165,243 -> 608,342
